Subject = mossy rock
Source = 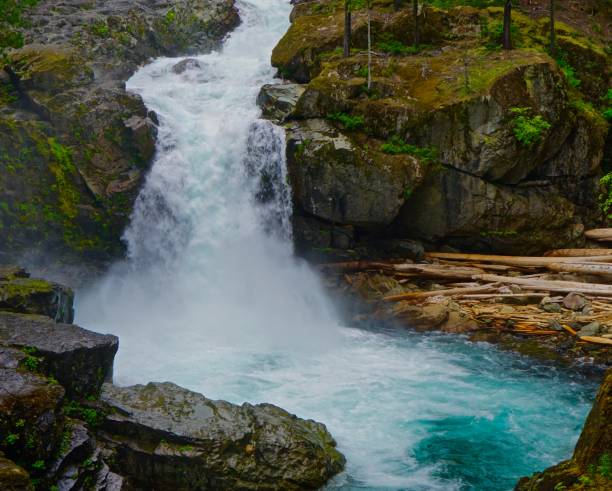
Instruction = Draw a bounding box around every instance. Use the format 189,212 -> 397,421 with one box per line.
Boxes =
0,276 -> 74,323
515,370 -> 612,491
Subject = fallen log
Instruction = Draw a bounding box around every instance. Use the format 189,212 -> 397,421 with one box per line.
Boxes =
585,229 -> 612,242
384,283 -> 498,301
544,249 -> 612,257
472,274 -> 612,296
456,293 -> 548,300
578,336 -> 612,346
546,262 -> 612,277
425,252 -> 612,267
561,324 -> 578,336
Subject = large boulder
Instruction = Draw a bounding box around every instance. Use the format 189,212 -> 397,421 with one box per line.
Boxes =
257,83 -> 305,122
515,369 -> 612,491
99,382 -> 346,490
0,312 -> 118,398
394,167 -> 584,254
286,118 -> 424,230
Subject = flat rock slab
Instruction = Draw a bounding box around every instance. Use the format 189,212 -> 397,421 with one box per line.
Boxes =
100,382 -> 345,490
0,313 -> 118,398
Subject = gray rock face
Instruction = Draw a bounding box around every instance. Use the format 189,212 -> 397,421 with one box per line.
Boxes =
0,312 -> 118,398
0,0 -> 240,269
99,382 -> 346,490
394,167 -> 584,254
257,83 -> 305,122
286,118 -> 423,230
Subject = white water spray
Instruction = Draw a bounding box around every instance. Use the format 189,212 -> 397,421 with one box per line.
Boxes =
77,1 -> 595,489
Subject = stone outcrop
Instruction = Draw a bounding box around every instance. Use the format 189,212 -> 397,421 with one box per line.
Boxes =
99,382 -> 345,490
0,266 -> 74,323
515,369 -> 612,491
0,313 -> 118,398
0,0 -> 240,270
262,1 -> 610,258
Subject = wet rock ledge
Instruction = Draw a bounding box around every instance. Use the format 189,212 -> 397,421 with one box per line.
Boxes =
0,268 -> 345,490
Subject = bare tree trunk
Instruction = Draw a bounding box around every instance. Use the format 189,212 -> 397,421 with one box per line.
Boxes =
549,0 -> 556,53
367,7 -> 372,90
343,1 -> 351,58
413,0 -> 420,47
503,0 -> 512,50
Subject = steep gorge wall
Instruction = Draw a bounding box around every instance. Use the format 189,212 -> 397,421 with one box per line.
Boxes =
0,0 -> 239,273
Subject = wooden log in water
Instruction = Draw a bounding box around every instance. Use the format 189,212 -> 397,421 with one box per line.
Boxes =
544,249 -> 612,257
425,252 -> 612,267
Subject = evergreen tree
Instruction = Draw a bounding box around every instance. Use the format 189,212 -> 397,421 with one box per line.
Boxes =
502,0 -> 512,50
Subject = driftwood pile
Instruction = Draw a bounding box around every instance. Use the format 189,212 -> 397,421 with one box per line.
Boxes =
322,241 -> 612,347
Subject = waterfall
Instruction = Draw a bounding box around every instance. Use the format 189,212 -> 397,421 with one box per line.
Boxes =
76,1 -> 596,489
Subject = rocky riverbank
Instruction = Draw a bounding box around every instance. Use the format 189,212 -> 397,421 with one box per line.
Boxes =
0,267 -> 345,490
0,0 -> 239,275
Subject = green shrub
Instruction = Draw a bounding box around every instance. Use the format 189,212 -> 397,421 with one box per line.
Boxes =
90,20 -> 110,37
556,53 -> 581,88
598,453 -> 612,478
380,136 -> 438,163
510,107 -> 551,146
64,401 -> 102,427
327,112 -> 365,131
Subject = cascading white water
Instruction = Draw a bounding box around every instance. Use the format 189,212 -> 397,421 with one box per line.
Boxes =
77,1 -> 597,489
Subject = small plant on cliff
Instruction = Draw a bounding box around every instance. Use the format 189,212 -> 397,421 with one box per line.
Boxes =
64,401 -> 102,428
327,112 -> 365,131
509,107 -> 551,146
555,52 -> 581,88
21,346 -> 42,372
598,453 -> 612,478
380,135 -> 438,163
90,19 -> 110,38
601,173 -> 612,219
0,0 -> 39,61
602,89 -> 612,121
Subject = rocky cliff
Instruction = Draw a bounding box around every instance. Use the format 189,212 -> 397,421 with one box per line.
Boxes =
515,369 -> 611,491
0,0 -> 239,272
261,0 -> 611,260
